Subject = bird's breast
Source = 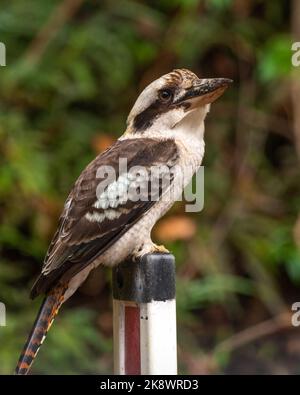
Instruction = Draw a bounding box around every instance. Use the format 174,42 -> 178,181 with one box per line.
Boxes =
175,134 -> 205,173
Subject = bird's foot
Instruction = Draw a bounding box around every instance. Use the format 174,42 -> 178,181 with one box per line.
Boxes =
151,243 -> 170,254
133,242 -> 170,261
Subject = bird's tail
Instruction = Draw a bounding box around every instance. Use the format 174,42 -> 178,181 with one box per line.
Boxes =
15,284 -> 67,375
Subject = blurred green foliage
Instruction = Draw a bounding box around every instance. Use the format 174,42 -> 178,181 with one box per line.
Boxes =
0,0 -> 300,374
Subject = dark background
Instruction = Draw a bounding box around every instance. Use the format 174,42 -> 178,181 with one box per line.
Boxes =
1,0 -> 300,374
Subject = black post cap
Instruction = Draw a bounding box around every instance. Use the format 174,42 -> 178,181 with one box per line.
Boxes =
112,253 -> 176,303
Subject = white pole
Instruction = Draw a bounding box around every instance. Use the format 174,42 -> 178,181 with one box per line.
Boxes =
112,253 -> 177,375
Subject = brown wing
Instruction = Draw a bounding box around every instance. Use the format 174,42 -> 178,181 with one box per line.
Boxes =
31,137 -> 179,298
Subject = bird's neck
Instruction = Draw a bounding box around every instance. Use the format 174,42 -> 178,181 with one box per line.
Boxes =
123,106 -> 208,145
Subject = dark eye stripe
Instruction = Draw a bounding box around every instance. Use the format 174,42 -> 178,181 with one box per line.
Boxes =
133,86 -> 176,132
133,100 -> 162,131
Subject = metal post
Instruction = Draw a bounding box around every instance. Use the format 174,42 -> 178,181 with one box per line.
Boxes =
112,253 -> 177,375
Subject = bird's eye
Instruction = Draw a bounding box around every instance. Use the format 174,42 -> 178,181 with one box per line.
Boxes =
159,89 -> 173,102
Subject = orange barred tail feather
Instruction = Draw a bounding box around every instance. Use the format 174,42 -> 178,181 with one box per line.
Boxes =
15,284 -> 67,375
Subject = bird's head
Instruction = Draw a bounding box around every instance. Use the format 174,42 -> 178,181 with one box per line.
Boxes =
125,68 -> 232,137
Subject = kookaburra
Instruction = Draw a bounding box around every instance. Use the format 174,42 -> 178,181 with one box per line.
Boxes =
16,69 -> 231,374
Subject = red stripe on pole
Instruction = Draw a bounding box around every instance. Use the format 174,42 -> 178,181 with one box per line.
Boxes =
124,305 -> 141,375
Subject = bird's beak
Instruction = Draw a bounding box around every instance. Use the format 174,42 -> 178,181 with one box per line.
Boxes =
176,78 -> 232,108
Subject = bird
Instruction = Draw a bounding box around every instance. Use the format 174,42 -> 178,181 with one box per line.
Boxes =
15,68 -> 231,374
